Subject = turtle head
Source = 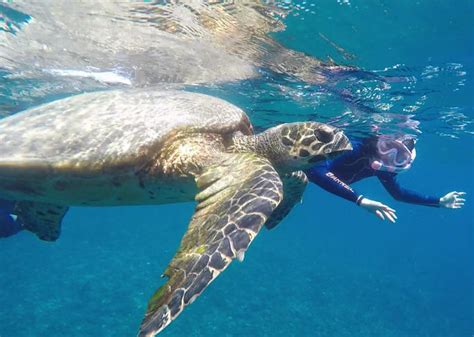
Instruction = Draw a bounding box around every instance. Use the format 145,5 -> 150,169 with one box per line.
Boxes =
261,122 -> 352,171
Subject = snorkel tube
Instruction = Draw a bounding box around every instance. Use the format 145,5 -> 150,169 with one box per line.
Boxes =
370,135 -> 417,173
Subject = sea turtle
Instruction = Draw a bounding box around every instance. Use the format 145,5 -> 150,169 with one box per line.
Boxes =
0,88 -> 351,336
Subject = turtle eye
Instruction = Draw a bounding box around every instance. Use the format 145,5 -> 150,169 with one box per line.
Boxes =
314,129 -> 333,143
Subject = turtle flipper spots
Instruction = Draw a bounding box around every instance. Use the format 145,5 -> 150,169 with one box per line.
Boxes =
138,153 -> 283,337
14,201 -> 68,241
265,171 -> 308,230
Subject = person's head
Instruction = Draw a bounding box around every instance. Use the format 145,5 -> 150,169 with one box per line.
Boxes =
370,134 -> 417,173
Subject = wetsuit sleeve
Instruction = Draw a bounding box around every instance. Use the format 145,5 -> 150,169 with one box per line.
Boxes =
0,199 -> 23,238
0,199 -> 16,213
0,209 -> 23,238
377,172 -> 440,207
306,165 -> 361,203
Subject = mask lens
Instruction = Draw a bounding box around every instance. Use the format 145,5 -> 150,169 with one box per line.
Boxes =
375,136 -> 414,170
394,143 -> 411,166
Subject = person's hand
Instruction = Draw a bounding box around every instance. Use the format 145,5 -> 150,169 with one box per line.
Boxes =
439,191 -> 466,209
359,198 -> 397,223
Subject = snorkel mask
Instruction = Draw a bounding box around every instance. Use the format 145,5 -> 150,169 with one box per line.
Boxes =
370,135 -> 417,173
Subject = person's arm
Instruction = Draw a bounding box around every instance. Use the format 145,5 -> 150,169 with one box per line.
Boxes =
377,172 -> 441,207
305,165 -> 361,204
0,199 -> 24,238
0,209 -> 23,238
0,199 -> 16,213
306,165 -> 397,222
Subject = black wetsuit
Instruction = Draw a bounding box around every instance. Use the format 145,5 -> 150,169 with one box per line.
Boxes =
305,137 -> 440,207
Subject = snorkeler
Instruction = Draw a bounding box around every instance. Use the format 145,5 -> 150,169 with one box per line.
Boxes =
0,199 -> 23,238
305,135 -> 466,222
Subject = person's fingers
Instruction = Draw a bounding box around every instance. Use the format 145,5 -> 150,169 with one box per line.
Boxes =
391,212 -> 398,220
375,210 -> 385,220
457,198 -> 466,202
384,211 -> 396,223
380,205 -> 396,212
455,192 -> 466,196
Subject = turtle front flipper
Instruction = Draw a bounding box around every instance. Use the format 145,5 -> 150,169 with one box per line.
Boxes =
138,153 -> 283,337
14,201 -> 68,241
265,171 -> 308,230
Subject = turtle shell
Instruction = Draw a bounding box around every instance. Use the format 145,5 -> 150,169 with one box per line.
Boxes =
0,89 -> 252,177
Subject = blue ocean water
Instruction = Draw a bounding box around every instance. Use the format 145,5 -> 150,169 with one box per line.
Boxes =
0,1 -> 473,337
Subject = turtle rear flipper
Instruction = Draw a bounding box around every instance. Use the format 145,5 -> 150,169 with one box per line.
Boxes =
14,201 -> 68,241
138,153 -> 283,337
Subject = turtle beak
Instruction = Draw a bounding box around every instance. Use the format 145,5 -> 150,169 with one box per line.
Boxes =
316,129 -> 352,159
332,129 -> 352,153
308,129 -> 352,164
323,129 -> 352,160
